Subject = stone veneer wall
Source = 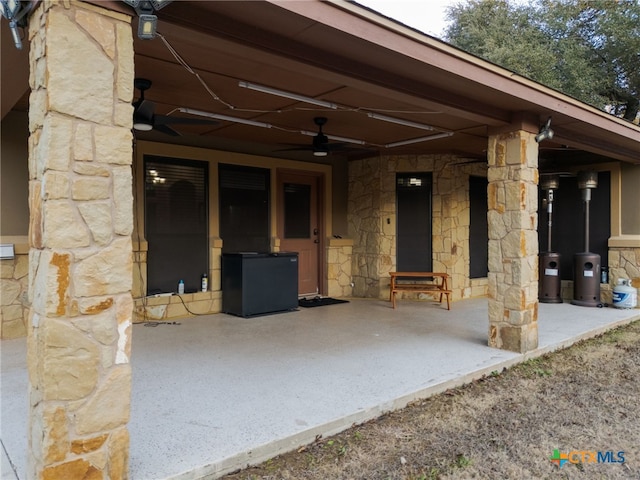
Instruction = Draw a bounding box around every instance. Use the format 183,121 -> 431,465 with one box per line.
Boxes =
609,247 -> 640,305
348,154 -> 487,302
486,131 -> 539,352
327,238 -> 354,298
26,2 -> 134,478
132,243 -> 223,322
0,246 -> 29,338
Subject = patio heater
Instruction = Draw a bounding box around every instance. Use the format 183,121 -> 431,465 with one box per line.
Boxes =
538,174 -> 562,303
571,171 -> 601,307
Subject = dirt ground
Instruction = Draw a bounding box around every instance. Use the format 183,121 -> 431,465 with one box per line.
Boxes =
221,319 -> 640,480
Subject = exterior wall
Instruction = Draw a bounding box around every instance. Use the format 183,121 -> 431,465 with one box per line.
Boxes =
0,111 -> 30,235
609,247 -> 640,298
621,163 -> 640,234
1,109 -> 30,339
0,243 -> 29,338
131,141 -> 340,320
348,154 -> 487,302
327,237 -> 354,298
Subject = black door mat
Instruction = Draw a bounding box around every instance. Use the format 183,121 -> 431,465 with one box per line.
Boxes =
298,297 -> 349,308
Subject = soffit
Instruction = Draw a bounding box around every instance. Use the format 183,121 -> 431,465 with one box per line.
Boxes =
6,0 -> 640,166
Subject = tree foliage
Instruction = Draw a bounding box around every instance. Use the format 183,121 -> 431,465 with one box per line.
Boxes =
444,0 -> 640,121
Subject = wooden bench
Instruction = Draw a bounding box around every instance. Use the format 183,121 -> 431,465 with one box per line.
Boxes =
389,272 -> 452,310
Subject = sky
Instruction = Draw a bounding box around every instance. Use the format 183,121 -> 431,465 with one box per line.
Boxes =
357,0 -> 454,38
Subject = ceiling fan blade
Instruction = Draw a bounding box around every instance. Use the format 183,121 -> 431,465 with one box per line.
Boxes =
135,99 -> 155,122
153,124 -> 181,136
153,115 -> 219,126
274,146 -> 313,152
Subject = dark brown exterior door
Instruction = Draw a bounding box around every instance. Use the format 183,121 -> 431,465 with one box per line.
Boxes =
277,171 -> 320,295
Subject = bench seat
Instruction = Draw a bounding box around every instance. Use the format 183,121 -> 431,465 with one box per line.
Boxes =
389,272 -> 451,310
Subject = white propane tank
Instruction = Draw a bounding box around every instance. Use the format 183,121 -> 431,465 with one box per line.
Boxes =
612,279 -> 637,309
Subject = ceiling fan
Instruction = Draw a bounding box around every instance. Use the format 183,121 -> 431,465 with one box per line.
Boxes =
133,78 -> 218,136
277,117 -> 366,157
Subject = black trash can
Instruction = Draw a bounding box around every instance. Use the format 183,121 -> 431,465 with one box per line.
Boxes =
222,252 -> 298,317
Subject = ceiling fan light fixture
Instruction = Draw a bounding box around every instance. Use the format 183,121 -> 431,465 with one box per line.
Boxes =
239,81 -> 338,109
133,121 -> 154,131
313,149 -> 329,157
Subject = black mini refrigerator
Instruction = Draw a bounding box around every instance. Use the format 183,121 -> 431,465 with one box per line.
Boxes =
222,252 -> 298,317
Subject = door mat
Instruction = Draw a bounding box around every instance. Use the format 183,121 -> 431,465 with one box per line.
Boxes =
298,297 -> 350,308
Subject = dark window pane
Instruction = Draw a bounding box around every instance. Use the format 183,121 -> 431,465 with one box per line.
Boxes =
396,173 -> 432,272
284,183 -> 310,239
469,176 -> 488,278
145,156 -> 208,294
219,164 -> 270,253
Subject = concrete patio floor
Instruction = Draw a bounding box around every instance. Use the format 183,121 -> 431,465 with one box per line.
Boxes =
2,297 -> 639,479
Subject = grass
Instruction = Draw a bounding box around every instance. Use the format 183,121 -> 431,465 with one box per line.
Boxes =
222,319 -> 640,480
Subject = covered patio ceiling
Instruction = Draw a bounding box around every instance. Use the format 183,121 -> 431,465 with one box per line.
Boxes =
3,0 -> 639,167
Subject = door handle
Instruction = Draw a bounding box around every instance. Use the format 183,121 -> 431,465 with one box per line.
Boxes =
313,228 -> 318,235
314,239 -> 319,243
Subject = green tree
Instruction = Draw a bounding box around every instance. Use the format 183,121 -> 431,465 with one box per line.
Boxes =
445,0 -> 640,121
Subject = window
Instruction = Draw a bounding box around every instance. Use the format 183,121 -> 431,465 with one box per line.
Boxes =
145,156 -> 208,294
219,164 -> 270,254
469,176 -> 488,278
396,173 -> 432,272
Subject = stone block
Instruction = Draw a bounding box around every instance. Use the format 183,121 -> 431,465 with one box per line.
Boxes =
42,458 -> 101,480
116,22 -> 135,104
43,201 -> 91,249
112,166 -> 133,235
114,102 -> 133,129
47,9 -> 114,124
75,9 -> 116,59
0,261 -> 14,279
38,116 -> 73,173
74,162 -> 110,177
95,127 -> 132,165
42,171 -> 71,199
43,406 -> 69,464
1,279 -> 21,305
75,237 -> 132,297
73,177 -> 110,200
71,434 -> 108,455
78,202 -> 113,246
2,317 -> 27,339
42,318 -> 100,401
108,427 -> 129,480
74,123 -> 94,161
71,310 -> 117,345
34,251 -> 72,317
74,365 -> 131,435
29,182 -> 43,248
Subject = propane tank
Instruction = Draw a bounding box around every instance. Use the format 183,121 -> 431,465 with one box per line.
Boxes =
612,279 -> 637,309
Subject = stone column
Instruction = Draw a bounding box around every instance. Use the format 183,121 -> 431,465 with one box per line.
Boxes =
27,2 -> 134,479
487,130 -> 539,353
